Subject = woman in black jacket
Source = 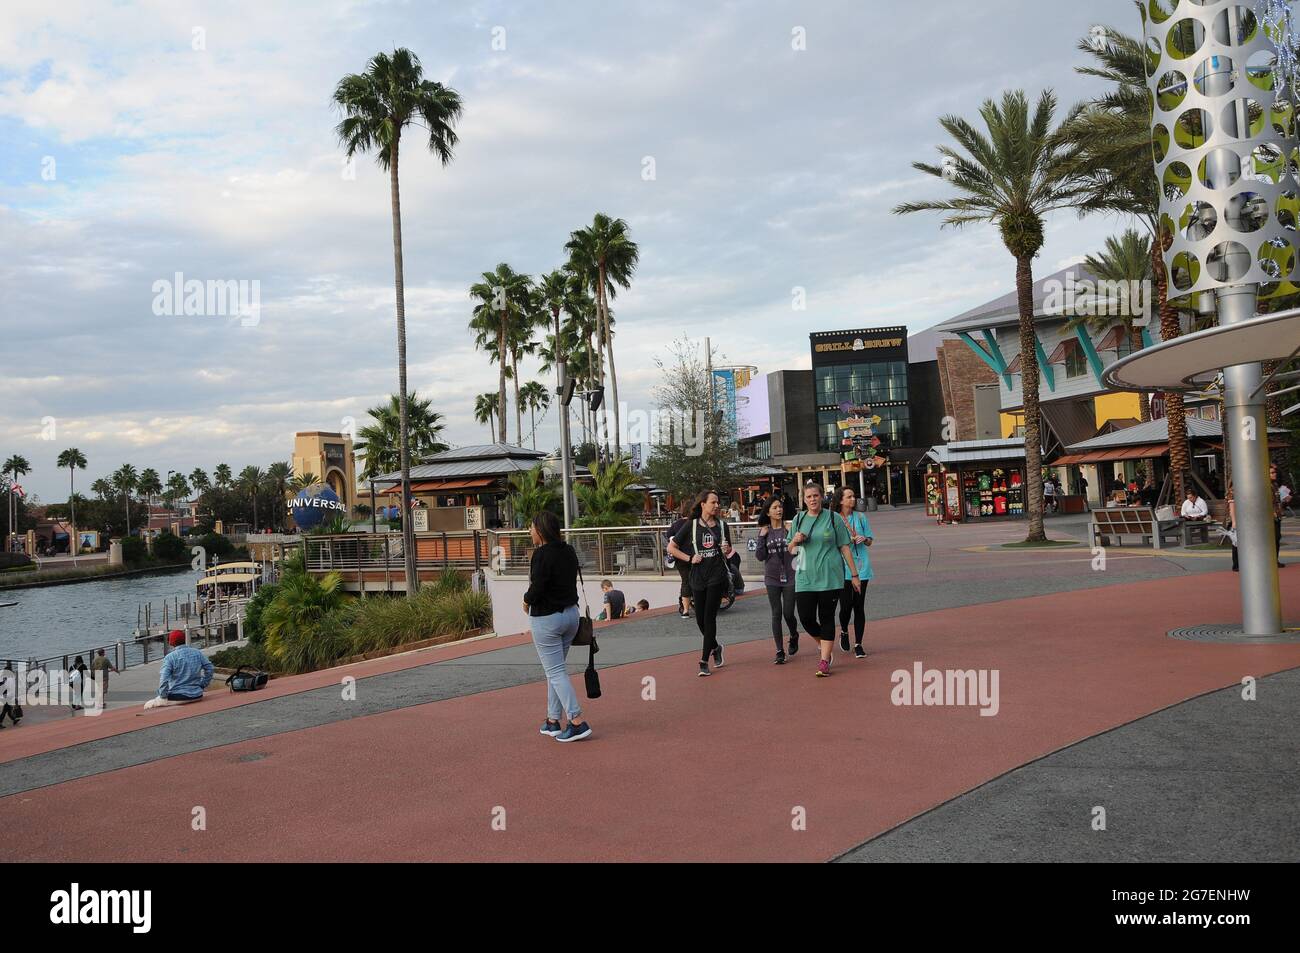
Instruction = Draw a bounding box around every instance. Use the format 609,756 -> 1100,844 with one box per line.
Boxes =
522,511 -> 592,742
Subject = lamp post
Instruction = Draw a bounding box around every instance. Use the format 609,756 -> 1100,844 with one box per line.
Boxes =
1145,5 -> 1284,635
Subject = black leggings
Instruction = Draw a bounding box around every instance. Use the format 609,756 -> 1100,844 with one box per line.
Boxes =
838,579 -> 868,643
692,582 -> 727,661
795,589 -> 840,642
766,584 -> 797,648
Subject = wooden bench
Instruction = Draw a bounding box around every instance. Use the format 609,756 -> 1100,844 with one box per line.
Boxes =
1090,506 -> 1181,549
1180,519 -> 1223,547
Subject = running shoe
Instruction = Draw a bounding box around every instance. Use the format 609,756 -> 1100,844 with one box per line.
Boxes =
712,640 -> 724,667
774,650 -> 786,665
816,659 -> 831,677
854,643 -> 866,659
539,719 -> 563,737
787,635 -> 799,656
839,630 -> 850,653
698,662 -> 711,677
555,721 -> 592,742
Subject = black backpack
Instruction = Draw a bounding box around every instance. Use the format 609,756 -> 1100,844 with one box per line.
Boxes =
226,666 -> 268,692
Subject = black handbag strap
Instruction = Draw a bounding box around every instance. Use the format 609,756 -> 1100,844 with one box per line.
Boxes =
575,559 -> 593,620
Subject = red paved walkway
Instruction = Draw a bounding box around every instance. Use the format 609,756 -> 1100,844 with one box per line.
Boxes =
3,572 -> 1298,862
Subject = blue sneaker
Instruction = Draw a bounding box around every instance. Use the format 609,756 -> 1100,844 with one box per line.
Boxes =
539,719 -> 562,737
712,640 -> 724,667
555,721 -> 592,742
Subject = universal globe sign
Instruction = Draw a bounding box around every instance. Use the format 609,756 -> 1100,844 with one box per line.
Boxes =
289,485 -> 346,531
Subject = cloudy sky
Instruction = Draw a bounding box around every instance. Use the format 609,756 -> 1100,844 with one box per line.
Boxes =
1,0 -> 1139,501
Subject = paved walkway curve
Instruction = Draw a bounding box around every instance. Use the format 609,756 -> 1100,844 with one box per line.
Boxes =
1,566 -> 1298,862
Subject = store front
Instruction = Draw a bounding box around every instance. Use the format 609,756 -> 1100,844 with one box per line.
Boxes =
920,439 -> 1027,522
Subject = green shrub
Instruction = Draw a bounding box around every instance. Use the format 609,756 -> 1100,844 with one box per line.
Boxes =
211,642 -> 271,670
121,536 -> 148,565
152,531 -> 188,563
191,532 -> 237,560
427,589 -> 492,635
242,582 -> 281,645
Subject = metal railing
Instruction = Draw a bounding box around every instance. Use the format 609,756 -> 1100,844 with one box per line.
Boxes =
302,524 -> 770,580
488,523 -> 767,578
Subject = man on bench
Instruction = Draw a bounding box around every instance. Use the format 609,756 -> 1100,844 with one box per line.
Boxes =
145,630 -> 214,709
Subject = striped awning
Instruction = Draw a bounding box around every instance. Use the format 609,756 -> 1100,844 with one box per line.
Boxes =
381,477 -> 496,494
1053,444 -> 1168,465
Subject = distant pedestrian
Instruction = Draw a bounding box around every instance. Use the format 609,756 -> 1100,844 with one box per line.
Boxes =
755,495 -> 798,664
0,662 -> 20,727
1043,478 -> 1056,513
833,487 -> 873,659
69,656 -> 88,711
91,648 -> 119,703
666,503 -> 694,619
522,511 -> 591,742
788,482 -> 860,677
1271,464 -> 1286,568
667,489 -> 733,677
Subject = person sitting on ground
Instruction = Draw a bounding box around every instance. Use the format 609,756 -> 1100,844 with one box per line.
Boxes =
1180,489 -> 1208,521
600,579 -> 626,620
631,598 -> 650,614
150,631 -> 214,706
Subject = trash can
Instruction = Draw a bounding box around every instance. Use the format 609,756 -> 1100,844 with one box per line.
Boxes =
866,497 -> 878,512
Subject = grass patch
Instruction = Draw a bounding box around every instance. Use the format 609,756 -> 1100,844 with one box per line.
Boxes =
1000,539 -> 1081,549
1185,542 -> 1231,551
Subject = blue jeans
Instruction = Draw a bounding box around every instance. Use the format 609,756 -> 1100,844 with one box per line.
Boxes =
530,605 -> 583,723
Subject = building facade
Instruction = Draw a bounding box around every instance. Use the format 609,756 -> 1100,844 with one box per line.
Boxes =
293,432 -> 358,513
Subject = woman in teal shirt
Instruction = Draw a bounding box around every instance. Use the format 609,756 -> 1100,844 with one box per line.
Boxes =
833,487 -> 873,658
787,482 -> 861,677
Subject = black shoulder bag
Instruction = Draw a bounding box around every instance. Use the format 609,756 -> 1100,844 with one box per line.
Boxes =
573,562 -> 601,698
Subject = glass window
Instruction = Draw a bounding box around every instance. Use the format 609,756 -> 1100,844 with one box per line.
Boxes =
817,410 -> 842,452
1065,342 -> 1089,378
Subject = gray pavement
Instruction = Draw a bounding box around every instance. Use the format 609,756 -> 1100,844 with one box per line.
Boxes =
838,668 -> 1300,863
3,506 -> 1296,861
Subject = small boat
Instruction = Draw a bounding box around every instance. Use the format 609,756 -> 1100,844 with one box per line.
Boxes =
0,601 -> 16,608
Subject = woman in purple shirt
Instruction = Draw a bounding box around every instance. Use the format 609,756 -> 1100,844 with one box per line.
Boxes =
754,495 -> 799,664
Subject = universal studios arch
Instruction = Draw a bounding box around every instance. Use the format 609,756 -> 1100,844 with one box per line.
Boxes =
1107,0 -> 1300,639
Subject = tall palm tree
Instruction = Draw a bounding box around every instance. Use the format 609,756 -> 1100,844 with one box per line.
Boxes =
90,477 -> 112,501
1063,24 -> 1192,499
238,466 -> 265,531
137,468 -> 163,507
469,263 -> 532,444
566,214 -> 640,456
213,463 -> 232,488
289,472 -> 320,492
896,89 -> 1096,542
165,471 -> 190,506
1068,230 -> 1153,424
189,468 -> 211,495
474,392 -> 501,442
4,454 -> 31,548
334,47 -> 463,596
112,464 -> 138,535
57,450 -> 88,545
519,380 -> 551,450
355,392 -> 448,480
265,462 -> 293,530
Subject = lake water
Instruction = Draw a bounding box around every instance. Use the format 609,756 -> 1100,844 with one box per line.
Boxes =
0,569 -> 200,662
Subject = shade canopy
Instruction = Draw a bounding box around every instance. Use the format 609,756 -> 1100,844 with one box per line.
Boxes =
1103,310 -> 1300,392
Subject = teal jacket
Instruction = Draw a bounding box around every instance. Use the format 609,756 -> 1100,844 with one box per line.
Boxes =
839,510 -> 873,581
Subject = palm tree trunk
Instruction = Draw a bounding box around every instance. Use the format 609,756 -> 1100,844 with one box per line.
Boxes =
1132,328 -> 1152,424
599,263 -> 621,458
390,139 -> 419,594
512,355 -> 523,447
497,314 -> 509,444
1016,255 -> 1046,542
530,406 -> 537,450
1153,237 -> 1190,501
69,468 -> 76,563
